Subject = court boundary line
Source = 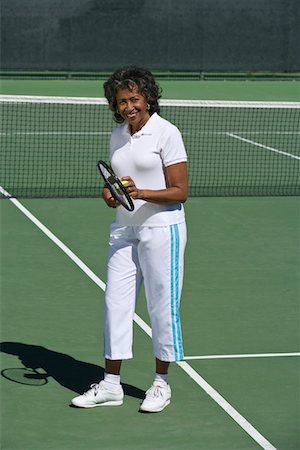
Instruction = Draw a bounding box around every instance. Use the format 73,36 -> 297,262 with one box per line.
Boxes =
184,352 -> 300,360
0,131 -> 111,136
1,131 -> 299,137
1,188 -> 276,450
226,132 -> 300,161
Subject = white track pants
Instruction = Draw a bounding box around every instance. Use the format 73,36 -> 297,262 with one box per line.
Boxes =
104,222 -> 186,362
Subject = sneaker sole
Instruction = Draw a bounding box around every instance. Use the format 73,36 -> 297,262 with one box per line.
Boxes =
71,400 -> 123,408
139,399 -> 170,413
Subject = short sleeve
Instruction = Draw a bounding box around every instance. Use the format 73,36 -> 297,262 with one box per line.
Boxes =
159,124 -> 187,167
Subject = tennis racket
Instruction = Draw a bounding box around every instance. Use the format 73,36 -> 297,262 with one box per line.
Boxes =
97,160 -> 134,212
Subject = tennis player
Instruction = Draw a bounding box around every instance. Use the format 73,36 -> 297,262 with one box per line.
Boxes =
72,65 -> 188,413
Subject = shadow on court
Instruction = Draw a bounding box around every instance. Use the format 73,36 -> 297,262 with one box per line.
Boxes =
0,342 -> 145,400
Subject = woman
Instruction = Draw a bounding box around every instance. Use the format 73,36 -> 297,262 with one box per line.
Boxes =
72,66 -> 188,413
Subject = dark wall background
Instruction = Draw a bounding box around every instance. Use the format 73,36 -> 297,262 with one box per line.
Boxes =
1,0 -> 299,72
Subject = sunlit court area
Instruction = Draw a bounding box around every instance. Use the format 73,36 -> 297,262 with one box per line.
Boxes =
1,1 -> 299,449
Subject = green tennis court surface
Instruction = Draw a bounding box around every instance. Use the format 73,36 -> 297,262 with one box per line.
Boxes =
1,80 -> 299,449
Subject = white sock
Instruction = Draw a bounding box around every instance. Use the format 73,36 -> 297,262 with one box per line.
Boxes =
154,372 -> 168,386
103,372 -> 121,391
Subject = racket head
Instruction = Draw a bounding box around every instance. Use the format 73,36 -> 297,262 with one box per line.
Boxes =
97,160 -> 134,212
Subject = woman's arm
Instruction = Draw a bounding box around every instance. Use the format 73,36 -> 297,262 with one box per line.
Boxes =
122,162 -> 188,205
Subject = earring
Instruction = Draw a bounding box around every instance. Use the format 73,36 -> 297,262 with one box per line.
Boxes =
146,104 -> 150,110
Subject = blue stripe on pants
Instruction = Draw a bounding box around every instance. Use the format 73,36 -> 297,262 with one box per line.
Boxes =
170,224 -> 184,360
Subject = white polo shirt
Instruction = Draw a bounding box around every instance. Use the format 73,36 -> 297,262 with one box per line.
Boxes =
110,113 -> 187,227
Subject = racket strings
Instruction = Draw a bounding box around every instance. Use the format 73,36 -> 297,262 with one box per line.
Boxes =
98,160 -> 134,211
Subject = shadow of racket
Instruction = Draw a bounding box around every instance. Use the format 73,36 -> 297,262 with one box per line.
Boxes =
1,367 -> 49,386
0,342 -> 145,398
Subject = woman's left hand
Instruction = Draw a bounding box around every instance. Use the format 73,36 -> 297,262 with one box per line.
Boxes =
120,177 -> 141,199
120,162 -> 188,205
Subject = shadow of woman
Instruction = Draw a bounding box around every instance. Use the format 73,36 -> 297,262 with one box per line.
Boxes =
0,341 -> 145,400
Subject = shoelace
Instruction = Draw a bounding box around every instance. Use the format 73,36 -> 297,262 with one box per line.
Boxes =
147,385 -> 165,399
85,383 -> 101,397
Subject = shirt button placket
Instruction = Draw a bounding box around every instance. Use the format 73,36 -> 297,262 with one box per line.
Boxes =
130,134 -> 136,150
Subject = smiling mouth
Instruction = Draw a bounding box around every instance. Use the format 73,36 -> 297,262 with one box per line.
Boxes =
126,111 -> 138,119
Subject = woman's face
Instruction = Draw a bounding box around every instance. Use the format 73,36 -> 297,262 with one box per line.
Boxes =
116,85 -> 150,133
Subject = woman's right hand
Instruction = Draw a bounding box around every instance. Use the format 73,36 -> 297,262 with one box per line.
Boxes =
102,187 -> 119,208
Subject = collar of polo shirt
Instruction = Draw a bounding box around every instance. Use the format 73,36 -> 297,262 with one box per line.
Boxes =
125,112 -> 159,137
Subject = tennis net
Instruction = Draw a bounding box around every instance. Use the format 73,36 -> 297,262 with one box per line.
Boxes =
1,95 -> 299,198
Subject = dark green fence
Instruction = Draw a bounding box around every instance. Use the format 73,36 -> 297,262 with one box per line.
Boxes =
1,0 -> 299,72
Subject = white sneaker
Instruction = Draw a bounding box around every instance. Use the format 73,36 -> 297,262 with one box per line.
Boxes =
71,381 -> 124,408
139,384 -> 171,413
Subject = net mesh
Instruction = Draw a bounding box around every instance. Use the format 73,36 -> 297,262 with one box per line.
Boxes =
1,95 -> 299,198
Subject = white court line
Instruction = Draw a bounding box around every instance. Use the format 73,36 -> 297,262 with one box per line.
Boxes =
182,131 -> 300,136
1,186 -> 276,450
0,131 -> 111,136
0,187 -> 106,291
226,132 -> 300,161
1,131 -> 299,137
177,361 -> 276,450
225,131 -> 300,134
184,352 -> 300,360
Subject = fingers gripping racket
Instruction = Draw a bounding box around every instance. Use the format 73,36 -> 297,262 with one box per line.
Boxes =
97,160 -> 134,212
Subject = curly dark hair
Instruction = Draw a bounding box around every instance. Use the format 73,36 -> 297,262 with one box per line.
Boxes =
103,65 -> 162,123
